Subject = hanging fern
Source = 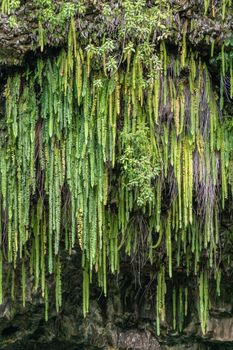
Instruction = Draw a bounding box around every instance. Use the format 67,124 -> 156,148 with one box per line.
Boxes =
0,20 -> 231,335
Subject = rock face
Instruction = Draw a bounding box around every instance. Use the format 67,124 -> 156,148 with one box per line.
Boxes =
0,3 -> 232,349
206,318 -> 233,342
0,255 -> 232,350
116,330 -> 160,350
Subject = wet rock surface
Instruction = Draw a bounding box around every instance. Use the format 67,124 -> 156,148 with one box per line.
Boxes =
0,256 -> 232,350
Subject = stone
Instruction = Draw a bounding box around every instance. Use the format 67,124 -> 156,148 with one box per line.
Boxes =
117,330 -> 160,350
206,317 -> 233,342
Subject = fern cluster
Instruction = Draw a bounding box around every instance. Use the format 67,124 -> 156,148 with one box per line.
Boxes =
0,18 -> 232,337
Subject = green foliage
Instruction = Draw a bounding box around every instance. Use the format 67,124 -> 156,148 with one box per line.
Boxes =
156,265 -> 166,335
8,14 -> 17,28
120,0 -> 171,41
199,271 -> 209,334
0,22 -> 232,337
119,127 -> 161,207
209,37 -> 233,87
1,0 -> 10,14
1,0 -> 20,14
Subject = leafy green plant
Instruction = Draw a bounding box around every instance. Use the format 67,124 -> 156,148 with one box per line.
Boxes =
1,0 -> 20,14
120,0 -> 172,41
0,20 -> 232,338
119,126 -> 161,207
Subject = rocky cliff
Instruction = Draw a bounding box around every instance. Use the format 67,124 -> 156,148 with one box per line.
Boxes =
0,1 -> 232,349
0,253 -> 232,350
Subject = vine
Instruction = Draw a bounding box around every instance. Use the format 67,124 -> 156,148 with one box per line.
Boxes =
0,18 -> 231,337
